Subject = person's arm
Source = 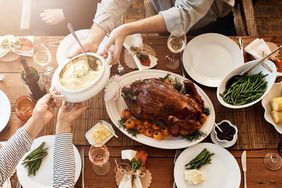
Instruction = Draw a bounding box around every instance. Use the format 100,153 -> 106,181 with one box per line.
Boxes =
53,103 -> 88,188
0,94 -> 55,186
68,0 -> 133,57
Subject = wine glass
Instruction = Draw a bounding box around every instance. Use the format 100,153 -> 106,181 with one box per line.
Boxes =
165,33 -> 187,70
264,152 -> 282,171
89,145 -> 111,175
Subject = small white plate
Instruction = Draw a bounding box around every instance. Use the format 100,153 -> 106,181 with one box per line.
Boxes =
210,130 -> 238,148
17,135 -> 81,188
56,29 -> 108,65
183,33 -> 243,87
0,90 -> 11,133
262,82 -> 282,134
174,143 -> 241,188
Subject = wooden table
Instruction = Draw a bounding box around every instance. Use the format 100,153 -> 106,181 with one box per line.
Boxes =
0,35 -> 282,188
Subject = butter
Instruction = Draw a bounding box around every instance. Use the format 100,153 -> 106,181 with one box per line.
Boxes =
184,169 -> 205,185
92,122 -> 112,144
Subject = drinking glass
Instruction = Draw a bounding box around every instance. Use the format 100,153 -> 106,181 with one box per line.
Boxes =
165,33 -> 187,70
89,145 -> 111,175
40,65 -> 54,91
264,152 -> 282,171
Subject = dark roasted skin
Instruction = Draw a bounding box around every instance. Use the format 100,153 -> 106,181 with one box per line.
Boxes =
121,78 -> 205,136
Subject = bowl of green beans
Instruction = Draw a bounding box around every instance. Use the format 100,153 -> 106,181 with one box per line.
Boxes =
217,59 -> 277,109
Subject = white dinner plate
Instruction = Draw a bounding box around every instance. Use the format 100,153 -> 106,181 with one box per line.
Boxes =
56,29 -> 108,65
105,69 -> 215,149
174,143 -> 241,188
17,135 -> 81,188
183,33 -> 243,87
0,90 -> 11,133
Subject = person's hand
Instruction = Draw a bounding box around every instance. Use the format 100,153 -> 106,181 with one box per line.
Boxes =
68,24 -> 106,58
102,25 -> 128,64
24,94 -> 59,139
56,102 -> 88,133
40,9 -> 65,25
31,94 -> 58,125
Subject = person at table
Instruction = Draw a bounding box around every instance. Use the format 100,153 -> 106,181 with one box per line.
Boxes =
0,94 -> 87,187
69,0 -> 235,63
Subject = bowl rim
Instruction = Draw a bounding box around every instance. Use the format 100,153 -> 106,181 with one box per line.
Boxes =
261,82 -> 282,134
214,120 -> 238,143
216,59 -> 277,109
56,52 -> 106,93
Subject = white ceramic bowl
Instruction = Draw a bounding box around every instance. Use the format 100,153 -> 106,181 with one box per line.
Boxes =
51,52 -> 111,102
261,82 -> 282,134
217,59 -> 277,109
214,120 -> 238,143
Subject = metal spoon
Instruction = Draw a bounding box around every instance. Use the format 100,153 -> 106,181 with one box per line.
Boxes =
67,23 -> 98,71
226,46 -> 282,88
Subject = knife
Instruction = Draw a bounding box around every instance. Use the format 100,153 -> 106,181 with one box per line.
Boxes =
79,148 -> 85,188
241,150 -> 247,188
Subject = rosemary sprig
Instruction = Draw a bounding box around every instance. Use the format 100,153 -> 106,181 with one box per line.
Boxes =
183,131 -> 206,142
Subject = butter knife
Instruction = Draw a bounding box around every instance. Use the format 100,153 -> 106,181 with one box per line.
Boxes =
79,148 -> 85,188
241,150 -> 247,188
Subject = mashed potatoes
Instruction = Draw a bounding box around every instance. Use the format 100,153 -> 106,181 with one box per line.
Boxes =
59,56 -> 102,90
184,169 -> 205,185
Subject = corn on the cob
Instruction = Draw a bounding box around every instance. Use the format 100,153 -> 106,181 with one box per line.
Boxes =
271,97 -> 282,111
271,110 -> 282,123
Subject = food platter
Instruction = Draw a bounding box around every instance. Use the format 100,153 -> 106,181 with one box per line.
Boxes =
56,29 -> 108,65
104,69 -> 215,149
0,90 -> 11,133
17,135 -> 81,188
174,143 -> 241,188
183,33 -> 243,87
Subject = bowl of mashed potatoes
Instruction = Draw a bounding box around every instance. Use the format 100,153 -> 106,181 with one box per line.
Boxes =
51,52 -> 111,102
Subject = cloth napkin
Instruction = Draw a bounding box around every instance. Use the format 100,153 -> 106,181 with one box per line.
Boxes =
0,35 -> 34,58
244,38 -> 271,59
123,34 -> 157,70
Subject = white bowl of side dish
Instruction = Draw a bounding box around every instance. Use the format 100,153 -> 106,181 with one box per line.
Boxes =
51,52 -> 111,102
262,82 -> 282,134
217,59 -> 277,109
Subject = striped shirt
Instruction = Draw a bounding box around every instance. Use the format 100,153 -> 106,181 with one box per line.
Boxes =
0,128 -> 75,188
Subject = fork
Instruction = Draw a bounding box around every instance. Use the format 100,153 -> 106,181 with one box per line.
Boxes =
172,150 -> 182,188
117,60 -> 125,75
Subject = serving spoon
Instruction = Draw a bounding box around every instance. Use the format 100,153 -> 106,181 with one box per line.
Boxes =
226,46 -> 282,88
67,23 -> 98,71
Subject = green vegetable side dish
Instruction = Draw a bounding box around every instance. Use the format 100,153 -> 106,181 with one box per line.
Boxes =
22,142 -> 48,176
185,148 -> 214,170
221,73 -> 267,105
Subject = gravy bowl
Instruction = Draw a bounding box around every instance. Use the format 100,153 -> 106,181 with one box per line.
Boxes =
217,59 -> 277,109
51,52 -> 111,102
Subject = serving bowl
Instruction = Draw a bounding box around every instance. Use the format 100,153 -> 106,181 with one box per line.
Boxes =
217,59 -> 277,109
51,52 -> 111,102
262,82 -> 282,134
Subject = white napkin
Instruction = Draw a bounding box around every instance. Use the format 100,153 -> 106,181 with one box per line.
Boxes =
244,38 -> 271,59
123,34 -> 158,70
121,150 -> 137,161
118,174 -> 143,188
133,176 -> 143,188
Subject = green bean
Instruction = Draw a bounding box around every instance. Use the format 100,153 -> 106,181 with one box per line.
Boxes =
22,142 -> 48,176
185,148 -> 214,170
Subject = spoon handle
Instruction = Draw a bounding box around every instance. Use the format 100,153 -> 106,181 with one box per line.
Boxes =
241,46 -> 282,75
67,23 -> 87,55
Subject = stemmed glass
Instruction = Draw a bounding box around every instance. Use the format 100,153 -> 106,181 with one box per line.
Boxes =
264,142 -> 282,171
165,33 -> 187,70
33,43 -> 53,90
89,145 -> 111,175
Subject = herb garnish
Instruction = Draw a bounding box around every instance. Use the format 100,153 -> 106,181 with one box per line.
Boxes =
183,131 -> 206,142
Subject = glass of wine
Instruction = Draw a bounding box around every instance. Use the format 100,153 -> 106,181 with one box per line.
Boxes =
264,151 -> 282,171
165,33 -> 187,70
89,145 -> 111,175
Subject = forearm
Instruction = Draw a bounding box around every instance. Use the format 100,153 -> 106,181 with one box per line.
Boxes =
120,14 -> 167,35
53,133 -> 75,188
23,116 -> 46,139
0,128 -> 33,186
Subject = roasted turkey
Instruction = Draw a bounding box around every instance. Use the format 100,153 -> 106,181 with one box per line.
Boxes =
121,78 -> 207,137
